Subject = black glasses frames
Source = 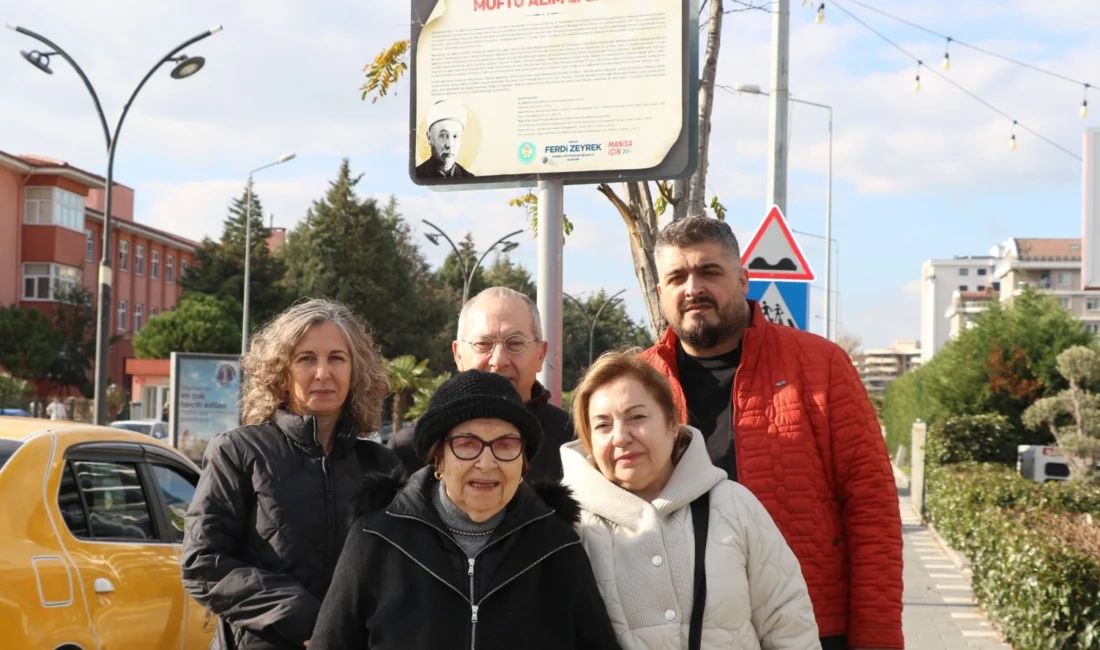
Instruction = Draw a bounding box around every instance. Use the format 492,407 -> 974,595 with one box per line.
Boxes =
446,434 -> 525,462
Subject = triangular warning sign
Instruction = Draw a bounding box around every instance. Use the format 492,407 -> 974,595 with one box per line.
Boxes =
740,206 -> 815,281
759,283 -> 800,329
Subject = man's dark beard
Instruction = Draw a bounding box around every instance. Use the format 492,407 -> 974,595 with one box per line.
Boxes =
673,297 -> 748,352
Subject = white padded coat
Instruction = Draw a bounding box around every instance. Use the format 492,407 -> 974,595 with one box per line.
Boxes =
560,427 -> 821,650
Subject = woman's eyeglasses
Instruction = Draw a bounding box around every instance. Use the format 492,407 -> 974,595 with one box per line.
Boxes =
446,434 -> 525,461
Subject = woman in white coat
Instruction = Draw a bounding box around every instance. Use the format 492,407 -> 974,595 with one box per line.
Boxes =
560,350 -> 821,650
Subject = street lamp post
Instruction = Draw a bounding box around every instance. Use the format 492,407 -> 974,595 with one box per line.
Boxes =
564,290 -> 626,366
730,83 -> 833,339
421,220 -> 523,304
8,23 -> 223,425
242,153 -> 296,356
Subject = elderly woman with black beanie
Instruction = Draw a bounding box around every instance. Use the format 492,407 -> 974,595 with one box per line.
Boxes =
308,369 -> 621,650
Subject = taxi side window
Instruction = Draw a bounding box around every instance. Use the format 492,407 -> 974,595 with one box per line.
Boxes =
69,460 -> 155,541
58,462 -> 90,537
150,465 -> 197,543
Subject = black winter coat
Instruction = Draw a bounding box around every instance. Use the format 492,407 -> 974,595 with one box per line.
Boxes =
308,467 -> 621,650
390,380 -> 575,481
181,410 -> 401,650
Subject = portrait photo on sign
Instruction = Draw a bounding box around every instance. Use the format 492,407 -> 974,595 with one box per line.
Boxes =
415,98 -> 480,179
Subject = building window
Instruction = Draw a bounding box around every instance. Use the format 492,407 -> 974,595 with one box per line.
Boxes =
1060,298 -> 1071,310
977,285 -> 986,292
22,263 -> 82,301
992,281 -> 1001,291
1089,299 -> 1100,312
85,229 -> 94,262
959,285 -> 968,292
150,307 -> 158,318
977,268 -> 987,276
959,268 -> 970,276
136,245 -> 145,275
23,186 -> 85,232
118,300 -> 128,331
152,251 -> 160,280
1058,271 -> 1072,286
1088,323 -> 1100,334
180,259 -> 188,281
134,303 -> 143,331
119,240 -> 129,272
166,256 -> 175,284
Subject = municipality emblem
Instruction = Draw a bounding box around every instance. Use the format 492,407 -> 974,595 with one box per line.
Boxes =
517,142 -> 536,164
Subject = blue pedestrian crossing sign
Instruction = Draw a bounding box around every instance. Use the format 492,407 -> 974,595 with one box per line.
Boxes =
747,280 -> 810,330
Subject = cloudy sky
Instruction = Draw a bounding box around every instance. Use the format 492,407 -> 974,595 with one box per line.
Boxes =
2,0 -> 1095,349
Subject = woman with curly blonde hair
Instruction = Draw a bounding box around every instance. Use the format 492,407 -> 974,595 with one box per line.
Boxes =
182,298 -> 401,650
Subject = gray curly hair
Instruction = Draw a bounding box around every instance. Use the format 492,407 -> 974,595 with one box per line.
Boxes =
240,298 -> 390,433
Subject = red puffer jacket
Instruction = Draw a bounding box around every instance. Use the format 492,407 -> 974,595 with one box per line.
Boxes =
640,302 -> 904,648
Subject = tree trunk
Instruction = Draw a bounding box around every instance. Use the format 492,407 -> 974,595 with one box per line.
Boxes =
673,0 -> 723,222
598,182 -> 668,339
393,391 -> 408,432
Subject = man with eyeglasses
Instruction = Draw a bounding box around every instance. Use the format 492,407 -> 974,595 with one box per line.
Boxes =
390,286 -> 575,481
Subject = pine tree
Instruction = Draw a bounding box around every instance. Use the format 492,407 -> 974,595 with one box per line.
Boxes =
182,185 -> 288,332
281,161 -> 453,368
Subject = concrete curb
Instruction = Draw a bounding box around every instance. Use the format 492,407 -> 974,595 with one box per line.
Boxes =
926,522 -> 973,574
891,463 -> 911,490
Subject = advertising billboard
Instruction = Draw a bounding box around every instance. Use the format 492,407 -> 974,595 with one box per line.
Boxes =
169,353 -> 241,465
408,0 -> 698,189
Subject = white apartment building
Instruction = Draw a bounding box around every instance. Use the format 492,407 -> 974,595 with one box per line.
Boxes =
921,239 -> 1100,360
920,256 -> 998,361
855,339 -> 923,396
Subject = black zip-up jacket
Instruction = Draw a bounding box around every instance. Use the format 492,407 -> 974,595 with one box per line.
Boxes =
308,467 -> 621,650
181,410 -> 401,650
390,380 -> 575,480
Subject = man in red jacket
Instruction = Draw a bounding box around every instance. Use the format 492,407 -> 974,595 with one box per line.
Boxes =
640,216 -> 903,650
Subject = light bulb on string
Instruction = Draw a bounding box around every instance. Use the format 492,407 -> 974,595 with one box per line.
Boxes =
1083,84 -> 1091,119
943,37 -> 952,71
913,62 -> 922,92
815,3 -> 825,24
1009,121 -> 1018,151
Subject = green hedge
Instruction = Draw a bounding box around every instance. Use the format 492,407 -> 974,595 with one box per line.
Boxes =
925,414 -> 1020,467
927,464 -> 1100,648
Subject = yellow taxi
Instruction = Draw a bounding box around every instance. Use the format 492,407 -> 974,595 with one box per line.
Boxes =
0,416 -> 216,649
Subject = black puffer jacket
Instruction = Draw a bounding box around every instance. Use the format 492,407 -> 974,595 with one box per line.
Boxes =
308,467 -> 621,650
181,410 -> 401,650
390,380 -> 575,480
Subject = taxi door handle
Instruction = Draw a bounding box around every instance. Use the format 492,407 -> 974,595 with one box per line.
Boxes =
93,578 -> 115,594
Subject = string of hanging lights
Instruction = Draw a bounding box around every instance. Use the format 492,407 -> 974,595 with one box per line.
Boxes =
811,0 -> 1083,160
811,0 -> 1093,120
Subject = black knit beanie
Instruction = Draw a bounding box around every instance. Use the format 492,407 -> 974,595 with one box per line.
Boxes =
413,369 -> 543,463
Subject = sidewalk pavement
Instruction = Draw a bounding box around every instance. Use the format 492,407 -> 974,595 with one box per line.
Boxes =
898,484 -> 1013,650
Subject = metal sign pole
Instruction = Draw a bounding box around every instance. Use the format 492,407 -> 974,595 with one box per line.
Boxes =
536,180 -> 564,406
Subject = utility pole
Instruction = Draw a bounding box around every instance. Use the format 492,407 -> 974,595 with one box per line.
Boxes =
766,0 -> 791,214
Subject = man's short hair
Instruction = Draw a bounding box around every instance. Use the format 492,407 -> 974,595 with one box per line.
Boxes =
457,287 -> 543,341
654,216 -> 741,259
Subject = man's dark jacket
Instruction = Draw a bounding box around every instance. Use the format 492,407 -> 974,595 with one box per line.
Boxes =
308,467 -> 621,650
389,380 -> 574,480
181,409 -> 401,650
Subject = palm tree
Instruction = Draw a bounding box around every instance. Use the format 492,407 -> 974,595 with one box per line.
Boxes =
406,372 -> 453,422
387,355 -> 431,431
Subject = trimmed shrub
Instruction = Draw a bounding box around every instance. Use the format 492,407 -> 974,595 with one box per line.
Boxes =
924,414 -> 1019,467
927,464 -> 1100,648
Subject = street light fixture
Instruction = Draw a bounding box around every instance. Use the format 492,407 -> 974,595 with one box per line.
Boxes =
242,152 -> 297,356
564,290 -> 626,366
421,220 -> 523,304
9,23 -> 223,425
728,82 -> 835,340
169,55 -> 206,79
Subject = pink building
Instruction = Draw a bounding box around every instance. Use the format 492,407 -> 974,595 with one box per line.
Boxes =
0,150 -> 199,393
